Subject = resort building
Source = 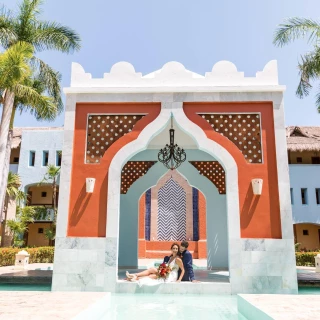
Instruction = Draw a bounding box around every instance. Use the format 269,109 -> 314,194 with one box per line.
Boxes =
1,127 -> 63,247
287,126 -> 320,251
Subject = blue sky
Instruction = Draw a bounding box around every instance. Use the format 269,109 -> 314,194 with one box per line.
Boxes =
2,0 -> 320,127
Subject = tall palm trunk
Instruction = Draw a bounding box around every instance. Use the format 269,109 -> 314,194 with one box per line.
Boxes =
0,107 -> 16,247
50,177 -> 57,246
0,90 -> 15,221
0,194 -> 9,247
52,177 -> 56,212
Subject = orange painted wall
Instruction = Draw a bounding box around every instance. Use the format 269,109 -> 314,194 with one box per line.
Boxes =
67,103 -> 161,237
184,102 -> 282,239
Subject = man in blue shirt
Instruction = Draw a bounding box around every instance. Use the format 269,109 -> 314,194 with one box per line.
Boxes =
179,241 -> 200,282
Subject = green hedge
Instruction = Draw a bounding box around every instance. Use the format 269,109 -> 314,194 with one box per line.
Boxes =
0,247 -> 54,267
296,252 -> 318,267
0,247 -> 318,267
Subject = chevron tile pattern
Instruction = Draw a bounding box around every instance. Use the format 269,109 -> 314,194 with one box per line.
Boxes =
157,178 -> 186,241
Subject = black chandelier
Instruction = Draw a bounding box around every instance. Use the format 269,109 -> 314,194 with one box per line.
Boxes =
158,115 -> 186,170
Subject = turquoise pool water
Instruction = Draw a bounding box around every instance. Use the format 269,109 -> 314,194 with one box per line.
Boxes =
100,294 -> 247,320
298,287 -> 320,295
0,284 -> 51,291
296,269 -> 314,273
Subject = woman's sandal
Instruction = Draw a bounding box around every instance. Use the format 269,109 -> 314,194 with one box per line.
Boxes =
131,275 -> 138,282
126,271 -> 136,280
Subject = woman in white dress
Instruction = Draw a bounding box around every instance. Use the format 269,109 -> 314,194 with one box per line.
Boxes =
126,243 -> 185,284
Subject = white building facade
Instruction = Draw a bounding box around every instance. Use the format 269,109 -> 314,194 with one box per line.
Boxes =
3,128 -> 64,247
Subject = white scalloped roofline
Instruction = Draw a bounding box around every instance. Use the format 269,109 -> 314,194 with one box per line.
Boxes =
64,60 -> 286,93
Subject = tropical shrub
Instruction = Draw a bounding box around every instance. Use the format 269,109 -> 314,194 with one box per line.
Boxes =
0,246 -> 54,266
295,252 -> 318,267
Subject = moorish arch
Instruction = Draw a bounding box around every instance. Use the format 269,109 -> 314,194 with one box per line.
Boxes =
109,107 -> 239,287
118,154 -> 227,269
137,169 -> 208,260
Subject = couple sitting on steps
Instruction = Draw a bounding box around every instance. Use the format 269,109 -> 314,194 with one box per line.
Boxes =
126,241 -> 200,285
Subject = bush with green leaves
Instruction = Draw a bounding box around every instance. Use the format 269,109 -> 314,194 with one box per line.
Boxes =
296,252 -> 318,267
0,246 -> 54,266
6,206 -> 35,247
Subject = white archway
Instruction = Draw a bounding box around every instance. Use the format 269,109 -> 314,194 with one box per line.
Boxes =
105,102 -> 240,290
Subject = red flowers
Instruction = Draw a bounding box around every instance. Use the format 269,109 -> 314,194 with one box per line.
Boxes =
157,262 -> 171,279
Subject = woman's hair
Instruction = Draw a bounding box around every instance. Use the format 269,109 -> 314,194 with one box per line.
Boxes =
171,242 -> 182,257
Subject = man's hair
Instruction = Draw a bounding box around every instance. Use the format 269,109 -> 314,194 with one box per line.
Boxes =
181,240 -> 189,248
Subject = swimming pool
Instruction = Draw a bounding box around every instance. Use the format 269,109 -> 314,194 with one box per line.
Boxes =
0,284 -> 51,291
100,294 -> 247,320
298,287 -> 320,295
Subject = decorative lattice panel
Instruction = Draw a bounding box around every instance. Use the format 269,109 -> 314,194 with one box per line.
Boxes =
157,178 -> 186,241
190,161 -> 226,194
86,114 -> 145,163
121,161 -> 156,194
199,113 -> 262,163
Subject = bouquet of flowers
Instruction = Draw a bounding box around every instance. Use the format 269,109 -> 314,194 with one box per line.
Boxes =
157,262 -> 172,279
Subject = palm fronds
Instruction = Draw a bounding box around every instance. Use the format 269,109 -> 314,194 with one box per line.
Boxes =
274,17 -> 320,111
273,17 -> 320,47
33,21 -> 81,53
0,41 -> 33,89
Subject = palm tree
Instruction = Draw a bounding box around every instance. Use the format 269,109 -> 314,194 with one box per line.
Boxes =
0,0 -> 81,216
0,42 -> 55,214
1,171 -> 26,247
39,164 -> 60,245
7,205 -> 35,247
273,18 -> 320,110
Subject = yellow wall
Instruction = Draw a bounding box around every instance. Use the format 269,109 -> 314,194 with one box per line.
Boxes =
289,151 -> 320,164
28,186 -> 53,205
27,223 -> 51,247
295,223 -> 320,250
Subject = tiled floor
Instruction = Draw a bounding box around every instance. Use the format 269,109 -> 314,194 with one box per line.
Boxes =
0,263 -> 53,284
0,292 -> 109,320
297,269 -> 320,285
238,294 -> 320,320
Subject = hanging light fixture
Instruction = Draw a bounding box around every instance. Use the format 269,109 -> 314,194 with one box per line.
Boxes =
158,115 -> 186,170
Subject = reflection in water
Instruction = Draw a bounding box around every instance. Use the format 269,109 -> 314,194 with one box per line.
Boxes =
101,294 -> 244,320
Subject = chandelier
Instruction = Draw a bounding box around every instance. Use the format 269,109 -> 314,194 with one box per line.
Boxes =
158,115 -> 186,170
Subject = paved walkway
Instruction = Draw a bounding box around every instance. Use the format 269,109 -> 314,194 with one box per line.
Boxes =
0,263 -> 53,284
238,294 -> 320,320
0,292 -> 109,320
297,267 -> 320,286
0,263 -> 53,275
